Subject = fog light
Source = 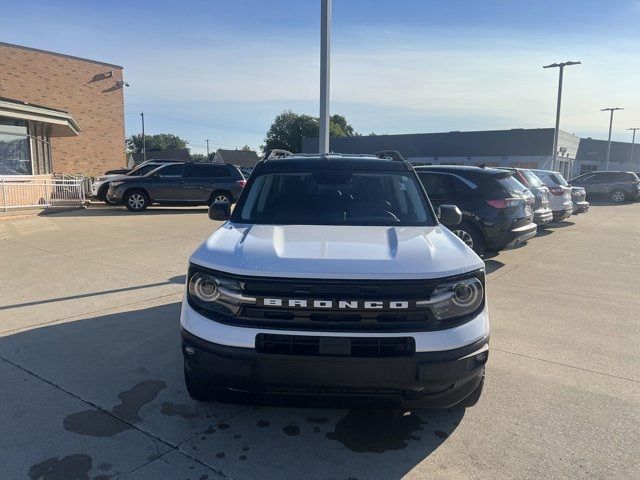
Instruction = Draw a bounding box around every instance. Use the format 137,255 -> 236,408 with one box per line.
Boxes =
184,346 -> 196,356
475,352 -> 488,363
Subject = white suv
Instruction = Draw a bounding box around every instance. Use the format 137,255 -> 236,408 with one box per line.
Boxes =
531,169 -> 574,221
180,152 -> 490,408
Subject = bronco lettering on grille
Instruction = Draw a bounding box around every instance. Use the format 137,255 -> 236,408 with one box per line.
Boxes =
260,298 -> 411,309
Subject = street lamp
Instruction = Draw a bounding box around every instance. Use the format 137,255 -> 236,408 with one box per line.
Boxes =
319,0 -> 332,155
543,61 -> 581,172
627,128 -> 639,164
601,107 -> 624,171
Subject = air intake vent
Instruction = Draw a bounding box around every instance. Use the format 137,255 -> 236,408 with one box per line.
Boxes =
256,334 -> 415,357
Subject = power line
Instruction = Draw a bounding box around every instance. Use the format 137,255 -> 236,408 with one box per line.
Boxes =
125,111 -> 262,135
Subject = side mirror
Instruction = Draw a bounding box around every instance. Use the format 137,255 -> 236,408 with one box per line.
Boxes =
438,205 -> 462,226
209,201 -> 231,221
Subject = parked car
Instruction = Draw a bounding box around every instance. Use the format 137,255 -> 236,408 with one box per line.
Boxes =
530,170 -> 574,221
569,171 -> 640,203
106,162 -> 246,211
570,186 -> 589,214
415,166 -> 537,255
498,167 -> 553,227
182,152 -> 489,409
91,160 -> 181,203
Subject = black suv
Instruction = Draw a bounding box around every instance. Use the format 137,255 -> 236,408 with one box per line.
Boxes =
106,162 -> 246,211
415,166 -> 537,254
569,171 -> 640,203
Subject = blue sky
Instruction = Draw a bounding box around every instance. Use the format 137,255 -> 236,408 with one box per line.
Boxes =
2,0 -> 640,154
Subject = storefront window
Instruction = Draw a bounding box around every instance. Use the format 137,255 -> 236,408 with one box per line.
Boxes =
0,118 -> 32,175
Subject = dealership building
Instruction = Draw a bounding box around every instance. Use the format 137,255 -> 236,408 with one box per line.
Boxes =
303,128 -> 639,178
0,42 -> 126,179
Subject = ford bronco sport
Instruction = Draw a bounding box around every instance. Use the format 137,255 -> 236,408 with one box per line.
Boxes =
180,152 -> 489,408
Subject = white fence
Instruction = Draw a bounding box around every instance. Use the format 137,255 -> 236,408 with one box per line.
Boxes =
1,178 -> 87,211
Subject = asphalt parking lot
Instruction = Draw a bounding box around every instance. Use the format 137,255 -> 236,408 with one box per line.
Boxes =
1,204 -> 639,480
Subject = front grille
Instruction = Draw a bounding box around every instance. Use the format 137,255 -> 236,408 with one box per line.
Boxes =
256,333 -> 415,357
188,265 -> 485,332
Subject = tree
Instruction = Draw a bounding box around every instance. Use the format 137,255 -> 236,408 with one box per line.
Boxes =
126,133 -> 188,153
241,145 -> 253,151
262,110 -> 357,153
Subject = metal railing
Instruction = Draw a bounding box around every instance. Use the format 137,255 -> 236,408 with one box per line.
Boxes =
1,177 -> 87,212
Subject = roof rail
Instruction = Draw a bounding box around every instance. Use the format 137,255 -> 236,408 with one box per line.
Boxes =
374,150 -> 406,162
262,149 -> 294,161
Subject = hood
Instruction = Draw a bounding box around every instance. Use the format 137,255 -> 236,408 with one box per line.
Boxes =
96,173 -> 129,182
190,223 -> 484,280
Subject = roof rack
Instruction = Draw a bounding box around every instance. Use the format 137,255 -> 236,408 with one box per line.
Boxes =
262,149 -> 294,161
374,150 -> 406,162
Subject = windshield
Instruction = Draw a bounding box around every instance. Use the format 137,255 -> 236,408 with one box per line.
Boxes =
235,170 -> 433,226
521,170 -> 544,188
127,163 -> 160,176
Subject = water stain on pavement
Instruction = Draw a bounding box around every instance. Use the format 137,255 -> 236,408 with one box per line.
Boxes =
256,420 -> 270,428
28,453 -> 93,480
161,402 -> 198,419
283,424 -> 300,436
63,380 -> 166,437
325,410 -> 424,453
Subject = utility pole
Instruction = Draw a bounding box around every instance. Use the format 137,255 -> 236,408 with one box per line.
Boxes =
543,61 -> 580,172
627,128 -> 639,164
602,107 -> 624,171
140,112 -> 146,163
319,0 -> 331,155
206,139 -> 210,157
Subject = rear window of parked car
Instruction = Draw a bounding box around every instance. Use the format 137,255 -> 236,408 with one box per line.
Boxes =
521,170 -> 544,188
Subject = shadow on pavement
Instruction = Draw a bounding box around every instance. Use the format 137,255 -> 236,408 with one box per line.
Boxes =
484,259 -> 505,274
546,220 -> 575,228
0,301 -> 465,479
44,205 -> 209,217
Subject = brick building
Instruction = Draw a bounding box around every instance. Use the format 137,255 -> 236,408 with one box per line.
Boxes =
0,42 -> 126,177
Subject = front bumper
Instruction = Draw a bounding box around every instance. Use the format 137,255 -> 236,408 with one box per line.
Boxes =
182,328 -> 488,408
106,188 -> 124,203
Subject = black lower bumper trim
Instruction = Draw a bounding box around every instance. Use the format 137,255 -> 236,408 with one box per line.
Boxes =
181,329 -> 488,408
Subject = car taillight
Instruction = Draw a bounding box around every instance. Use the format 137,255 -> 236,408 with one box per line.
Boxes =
486,198 -> 521,208
549,187 -> 564,196
237,179 -> 247,187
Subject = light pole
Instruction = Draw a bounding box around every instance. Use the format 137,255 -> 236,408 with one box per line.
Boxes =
543,61 -> 580,172
627,128 -> 639,164
602,107 -> 624,171
140,112 -> 146,163
206,139 -> 210,157
319,0 -> 331,155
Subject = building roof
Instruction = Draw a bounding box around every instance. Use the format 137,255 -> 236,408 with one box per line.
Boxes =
129,149 -> 191,164
302,128 -> 581,159
215,149 -> 260,167
0,41 -> 123,69
0,97 -> 80,136
577,137 -> 640,165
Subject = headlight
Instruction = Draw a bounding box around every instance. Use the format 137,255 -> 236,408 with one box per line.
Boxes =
187,269 -> 255,316
418,274 -> 484,321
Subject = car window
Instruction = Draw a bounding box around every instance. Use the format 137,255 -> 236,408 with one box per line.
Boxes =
492,175 -> 527,194
237,170 -> 432,226
550,173 -> 569,186
212,165 -> 232,177
418,173 -> 450,196
156,164 -> 184,177
186,164 -> 216,178
128,164 -> 160,176
521,170 -> 543,188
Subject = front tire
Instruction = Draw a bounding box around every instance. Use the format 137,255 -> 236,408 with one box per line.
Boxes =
610,189 -> 627,203
124,190 -> 149,212
452,221 -> 485,255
